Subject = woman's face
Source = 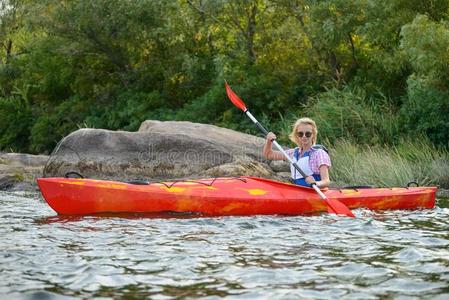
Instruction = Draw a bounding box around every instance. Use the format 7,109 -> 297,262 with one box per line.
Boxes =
296,123 -> 314,148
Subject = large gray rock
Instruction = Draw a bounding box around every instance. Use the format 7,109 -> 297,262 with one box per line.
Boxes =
139,120 -> 266,160
1,153 -> 49,167
0,175 -> 17,190
44,121 -> 285,182
0,153 -> 49,191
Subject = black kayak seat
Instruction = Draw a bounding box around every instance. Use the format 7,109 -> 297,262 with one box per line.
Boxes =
126,180 -> 150,185
341,185 -> 375,189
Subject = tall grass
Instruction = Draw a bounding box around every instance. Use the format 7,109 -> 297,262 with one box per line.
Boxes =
273,85 -> 449,188
330,138 -> 449,188
305,86 -> 400,145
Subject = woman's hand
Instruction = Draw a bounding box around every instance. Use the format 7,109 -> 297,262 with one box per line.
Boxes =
305,175 -> 316,186
263,132 -> 285,161
266,132 -> 277,141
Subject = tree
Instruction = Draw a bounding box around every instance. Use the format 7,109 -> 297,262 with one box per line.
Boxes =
399,14 -> 449,146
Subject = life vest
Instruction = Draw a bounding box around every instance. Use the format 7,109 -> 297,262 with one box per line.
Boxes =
291,147 -> 322,187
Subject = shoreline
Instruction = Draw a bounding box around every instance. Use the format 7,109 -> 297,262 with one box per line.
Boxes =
437,189 -> 449,199
1,152 -> 448,197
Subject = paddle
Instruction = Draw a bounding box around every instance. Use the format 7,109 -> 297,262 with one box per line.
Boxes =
225,81 -> 355,218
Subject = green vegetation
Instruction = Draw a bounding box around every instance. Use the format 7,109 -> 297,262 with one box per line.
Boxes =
330,139 -> 449,188
13,172 -> 24,182
1,1 -> 448,186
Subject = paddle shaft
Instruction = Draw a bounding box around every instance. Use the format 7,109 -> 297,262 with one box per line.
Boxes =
245,110 -> 327,199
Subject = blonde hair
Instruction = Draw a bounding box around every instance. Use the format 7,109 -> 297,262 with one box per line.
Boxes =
289,117 -> 318,145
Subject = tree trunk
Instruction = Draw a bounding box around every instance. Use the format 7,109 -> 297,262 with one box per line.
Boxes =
245,3 -> 257,65
5,39 -> 13,64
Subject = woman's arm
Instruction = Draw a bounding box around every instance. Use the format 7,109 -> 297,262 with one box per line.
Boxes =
263,132 -> 286,160
305,165 -> 330,188
317,165 -> 330,188
304,165 -> 330,188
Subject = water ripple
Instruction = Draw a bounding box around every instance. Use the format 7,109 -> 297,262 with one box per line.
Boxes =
0,192 -> 448,299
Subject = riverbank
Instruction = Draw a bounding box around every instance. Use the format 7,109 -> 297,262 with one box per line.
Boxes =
329,139 -> 449,190
1,122 -> 448,192
437,189 -> 449,199
0,153 -> 48,191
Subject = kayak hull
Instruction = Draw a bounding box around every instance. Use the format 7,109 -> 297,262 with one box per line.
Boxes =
37,176 -> 437,216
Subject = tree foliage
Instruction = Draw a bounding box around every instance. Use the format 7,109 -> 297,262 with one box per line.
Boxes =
0,0 -> 448,153
399,14 -> 449,146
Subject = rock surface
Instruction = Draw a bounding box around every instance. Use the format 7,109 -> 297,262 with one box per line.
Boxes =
43,121 -> 290,182
0,153 -> 49,191
0,121 -> 292,191
139,120 -> 266,160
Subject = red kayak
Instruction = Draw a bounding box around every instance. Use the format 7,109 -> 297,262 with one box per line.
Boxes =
37,176 -> 437,216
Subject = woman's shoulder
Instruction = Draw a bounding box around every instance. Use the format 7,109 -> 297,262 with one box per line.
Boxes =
312,148 -> 329,156
311,145 -> 331,161
285,147 -> 299,157
311,144 -> 329,153
285,147 -> 298,155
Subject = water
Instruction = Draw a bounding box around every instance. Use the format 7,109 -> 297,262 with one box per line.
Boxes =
1,191 -> 449,299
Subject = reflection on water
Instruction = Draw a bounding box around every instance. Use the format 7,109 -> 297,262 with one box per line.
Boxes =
1,191 -> 449,299
35,211 -> 205,225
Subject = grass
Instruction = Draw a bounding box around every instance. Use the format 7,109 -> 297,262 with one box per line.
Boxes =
329,139 -> 449,188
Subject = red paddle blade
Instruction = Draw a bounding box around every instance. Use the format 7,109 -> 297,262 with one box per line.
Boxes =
326,198 -> 355,218
225,81 -> 247,111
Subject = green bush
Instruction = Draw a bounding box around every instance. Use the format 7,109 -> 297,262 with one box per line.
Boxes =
398,15 -> 449,147
330,138 -> 449,188
29,96 -> 89,153
305,86 -> 399,145
175,79 -> 228,125
97,90 -> 167,131
399,77 -> 449,147
0,95 -> 34,152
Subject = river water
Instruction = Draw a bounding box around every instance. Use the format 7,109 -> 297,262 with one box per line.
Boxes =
1,191 -> 448,299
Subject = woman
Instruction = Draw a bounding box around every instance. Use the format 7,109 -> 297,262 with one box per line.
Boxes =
263,117 -> 331,188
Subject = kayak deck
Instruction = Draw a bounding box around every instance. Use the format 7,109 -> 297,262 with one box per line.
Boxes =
37,176 -> 437,216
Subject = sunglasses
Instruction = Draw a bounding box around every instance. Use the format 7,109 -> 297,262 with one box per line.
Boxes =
297,131 -> 312,138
